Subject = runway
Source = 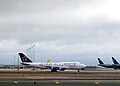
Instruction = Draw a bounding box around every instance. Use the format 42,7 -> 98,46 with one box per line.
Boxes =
0,76 -> 119,81
0,69 -> 119,81
0,69 -> 119,86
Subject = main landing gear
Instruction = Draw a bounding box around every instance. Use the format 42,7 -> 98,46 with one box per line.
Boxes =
51,68 -> 57,72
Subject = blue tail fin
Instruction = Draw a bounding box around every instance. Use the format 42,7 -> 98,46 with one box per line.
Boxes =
98,58 -> 104,64
112,57 -> 119,64
19,53 -> 32,62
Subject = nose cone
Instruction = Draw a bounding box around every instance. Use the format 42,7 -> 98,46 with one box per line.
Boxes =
81,64 -> 86,68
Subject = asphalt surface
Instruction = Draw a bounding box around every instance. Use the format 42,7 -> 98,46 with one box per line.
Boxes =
0,76 -> 119,81
0,69 -> 119,81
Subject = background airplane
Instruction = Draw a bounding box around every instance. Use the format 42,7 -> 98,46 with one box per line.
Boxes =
19,53 -> 86,72
112,57 -> 120,69
97,58 -> 115,69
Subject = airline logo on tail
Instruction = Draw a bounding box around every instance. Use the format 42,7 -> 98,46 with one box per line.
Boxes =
47,59 -> 51,63
19,53 -> 32,62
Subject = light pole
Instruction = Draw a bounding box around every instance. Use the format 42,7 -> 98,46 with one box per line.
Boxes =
17,55 -> 19,71
14,56 -> 15,69
33,44 -> 35,62
26,44 -> 35,62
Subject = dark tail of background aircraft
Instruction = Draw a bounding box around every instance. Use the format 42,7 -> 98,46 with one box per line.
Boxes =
98,58 -> 104,64
19,53 -> 32,62
112,57 -> 119,64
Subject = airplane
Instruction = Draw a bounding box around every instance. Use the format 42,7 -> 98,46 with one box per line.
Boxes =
112,57 -> 120,69
97,58 -> 115,68
19,53 -> 86,72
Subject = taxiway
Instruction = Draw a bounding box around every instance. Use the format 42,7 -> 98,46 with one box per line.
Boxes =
0,68 -> 119,81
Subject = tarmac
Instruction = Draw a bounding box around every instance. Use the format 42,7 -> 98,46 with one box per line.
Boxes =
0,68 -> 120,81
0,68 -> 119,86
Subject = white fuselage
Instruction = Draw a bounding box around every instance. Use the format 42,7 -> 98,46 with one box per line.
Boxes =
21,62 -> 86,70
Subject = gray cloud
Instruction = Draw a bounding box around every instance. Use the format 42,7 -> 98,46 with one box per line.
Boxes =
0,0 -> 120,65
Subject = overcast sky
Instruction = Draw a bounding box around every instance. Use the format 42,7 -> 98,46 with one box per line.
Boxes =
0,0 -> 120,65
